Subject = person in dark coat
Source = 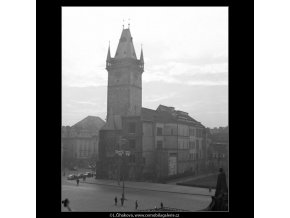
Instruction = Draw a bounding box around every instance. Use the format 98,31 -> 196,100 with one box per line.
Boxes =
76,178 -> 79,186
121,197 -> 124,206
114,196 -> 118,206
135,200 -> 138,210
62,198 -> 72,212
160,202 -> 164,209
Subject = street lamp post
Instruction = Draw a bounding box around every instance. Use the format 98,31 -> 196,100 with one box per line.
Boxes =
115,139 -> 130,200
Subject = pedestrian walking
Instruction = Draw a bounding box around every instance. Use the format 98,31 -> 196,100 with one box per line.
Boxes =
121,197 -> 124,207
135,200 -> 138,210
160,202 -> 164,209
62,198 -> 72,212
76,178 -> 79,186
114,196 -> 118,206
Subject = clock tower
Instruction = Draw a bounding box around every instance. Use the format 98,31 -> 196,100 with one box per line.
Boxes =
105,27 -> 144,124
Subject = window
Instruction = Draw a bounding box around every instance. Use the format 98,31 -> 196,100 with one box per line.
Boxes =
128,123 -> 136,133
157,140 -> 163,150
129,139 -> 136,149
197,129 -> 201,137
157,127 -> 163,136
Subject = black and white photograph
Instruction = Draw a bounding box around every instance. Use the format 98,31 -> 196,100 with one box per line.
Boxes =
61,6 -> 228,212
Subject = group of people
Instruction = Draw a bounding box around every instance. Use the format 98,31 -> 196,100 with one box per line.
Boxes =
114,196 -> 126,207
64,168 -> 228,212
114,196 -> 164,210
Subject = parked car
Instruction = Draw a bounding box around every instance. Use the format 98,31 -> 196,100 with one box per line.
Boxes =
69,166 -> 77,171
77,173 -> 84,179
67,174 -> 77,180
84,172 -> 92,177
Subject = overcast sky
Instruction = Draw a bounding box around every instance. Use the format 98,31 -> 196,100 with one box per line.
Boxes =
62,7 -> 228,128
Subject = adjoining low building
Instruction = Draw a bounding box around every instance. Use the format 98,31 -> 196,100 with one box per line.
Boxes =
141,105 -> 207,180
61,116 -> 105,168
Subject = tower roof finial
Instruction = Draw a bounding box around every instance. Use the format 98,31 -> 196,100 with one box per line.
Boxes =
128,18 -> 130,29
122,19 -> 124,29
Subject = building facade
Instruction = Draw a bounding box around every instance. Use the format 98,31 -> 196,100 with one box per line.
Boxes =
61,116 -> 105,168
207,126 -> 229,172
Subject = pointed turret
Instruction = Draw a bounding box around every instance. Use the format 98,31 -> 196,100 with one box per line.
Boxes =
140,46 -> 144,63
106,42 -> 111,62
114,28 -> 137,59
139,45 -> 144,72
106,42 -> 111,69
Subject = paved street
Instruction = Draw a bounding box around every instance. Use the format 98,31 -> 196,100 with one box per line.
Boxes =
62,176 -> 213,212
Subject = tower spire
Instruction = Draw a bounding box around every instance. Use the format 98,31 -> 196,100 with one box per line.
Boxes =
128,18 -> 130,29
106,41 -> 111,61
140,44 -> 144,63
106,41 -> 111,69
114,26 -> 137,59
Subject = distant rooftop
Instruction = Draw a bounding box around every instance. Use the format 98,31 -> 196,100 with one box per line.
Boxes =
141,105 -> 204,127
72,116 -> 105,132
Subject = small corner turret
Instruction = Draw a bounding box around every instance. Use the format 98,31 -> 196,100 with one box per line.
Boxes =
106,42 -> 111,69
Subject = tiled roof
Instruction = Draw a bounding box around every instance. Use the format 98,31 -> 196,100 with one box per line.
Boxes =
141,105 -> 204,127
72,116 -> 105,132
